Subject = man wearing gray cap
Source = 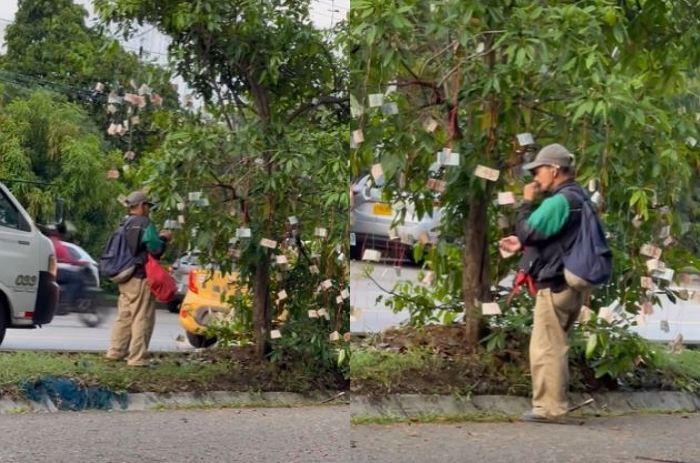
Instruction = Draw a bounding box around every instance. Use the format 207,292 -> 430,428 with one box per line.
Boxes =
105,191 -> 172,366
498,143 -> 589,423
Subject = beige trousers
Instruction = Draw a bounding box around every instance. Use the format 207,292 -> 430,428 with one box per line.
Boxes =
106,277 -> 155,366
530,287 -> 582,417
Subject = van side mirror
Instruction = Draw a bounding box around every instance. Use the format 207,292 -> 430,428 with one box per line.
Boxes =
55,198 -> 65,225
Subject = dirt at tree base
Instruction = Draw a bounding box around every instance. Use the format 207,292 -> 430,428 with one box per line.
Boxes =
351,324 -> 679,397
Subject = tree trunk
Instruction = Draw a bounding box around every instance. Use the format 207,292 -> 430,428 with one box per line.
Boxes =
462,196 -> 490,348
253,260 -> 270,360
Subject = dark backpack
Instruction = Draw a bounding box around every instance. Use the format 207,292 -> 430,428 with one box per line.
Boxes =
99,224 -> 136,284
560,187 -> 613,291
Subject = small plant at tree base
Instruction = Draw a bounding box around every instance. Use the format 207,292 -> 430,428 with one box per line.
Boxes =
203,293 -> 254,347
571,313 -> 657,384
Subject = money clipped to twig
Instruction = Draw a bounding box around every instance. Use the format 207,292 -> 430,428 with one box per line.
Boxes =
516,132 -> 535,147
579,305 -> 592,323
150,93 -> 163,107
340,289 -> 350,300
632,214 -> 643,229
598,306 -> 615,323
318,308 -> 330,320
314,227 -> 328,238
260,238 -> 278,249
329,331 -> 341,342
308,310 -> 319,319
352,129 -> 364,145
270,329 -> 282,339
368,93 -> 384,108
423,117 -> 438,133
497,192 -> 516,206
474,165 -> 500,182
646,259 -> 664,272
371,163 -> 384,181
418,232 -> 430,245
426,178 -> 447,193
641,301 -> 654,316
287,216 -> 299,225
362,249 -> 381,262
381,102 -> 399,115
350,307 -> 362,322
236,227 -> 252,238
669,333 -> 684,353
309,264 -> 320,274
497,214 -> 510,230
481,302 -> 502,316
640,276 -> 654,290
320,279 -> 333,290
640,244 -> 662,260
587,179 -> 598,193
653,267 -> 675,282
437,149 -> 460,166
277,290 -> 288,301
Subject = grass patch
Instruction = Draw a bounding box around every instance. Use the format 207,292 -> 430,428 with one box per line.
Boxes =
350,346 -> 530,396
352,332 -> 700,396
657,349 -> 700,380
0,350 -> 346,398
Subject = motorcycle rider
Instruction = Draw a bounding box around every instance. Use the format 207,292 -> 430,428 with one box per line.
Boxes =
48,223 -> 89,313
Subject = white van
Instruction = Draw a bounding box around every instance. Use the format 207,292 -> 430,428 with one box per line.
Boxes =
0,182 -> 59,345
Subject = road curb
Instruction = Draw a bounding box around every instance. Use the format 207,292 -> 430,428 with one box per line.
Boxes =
0,390 -> 348,414
351,391 -> 700,419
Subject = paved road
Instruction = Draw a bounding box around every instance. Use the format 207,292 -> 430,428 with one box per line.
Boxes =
0,406 -> 349,463
2,308 -> 191,352
351,413 -> 700,463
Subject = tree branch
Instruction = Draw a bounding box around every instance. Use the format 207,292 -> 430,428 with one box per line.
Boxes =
286,95 -> 348,123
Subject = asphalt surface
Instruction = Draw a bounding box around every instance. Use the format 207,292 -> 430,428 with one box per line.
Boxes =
1,308 -> 191,352
351,413 -> 700,463
0,406 -> 349,463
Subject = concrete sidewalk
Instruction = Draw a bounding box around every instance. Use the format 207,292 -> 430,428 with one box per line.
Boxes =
352,391 -> 700,420
0,390 -> 348,413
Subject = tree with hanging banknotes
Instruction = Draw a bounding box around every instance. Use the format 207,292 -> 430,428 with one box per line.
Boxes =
349,0 -> 700,347
95,0 -> 349,362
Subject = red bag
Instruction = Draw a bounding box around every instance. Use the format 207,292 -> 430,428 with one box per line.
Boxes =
145,254 -> 177,303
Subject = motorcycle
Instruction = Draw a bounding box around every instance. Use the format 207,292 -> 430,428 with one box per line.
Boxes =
56,267 -> 108,328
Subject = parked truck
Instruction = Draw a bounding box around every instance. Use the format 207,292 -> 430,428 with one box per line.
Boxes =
0,181 -> 59,345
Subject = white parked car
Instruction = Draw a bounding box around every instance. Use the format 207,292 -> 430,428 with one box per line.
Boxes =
350,174 -> 442,262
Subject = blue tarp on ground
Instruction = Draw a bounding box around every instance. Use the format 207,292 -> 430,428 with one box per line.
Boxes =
21,377 -> 128,411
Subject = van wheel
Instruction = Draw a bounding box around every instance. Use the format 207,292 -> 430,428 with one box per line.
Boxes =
186,331 -> 217,348
0,300 -> 8,346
